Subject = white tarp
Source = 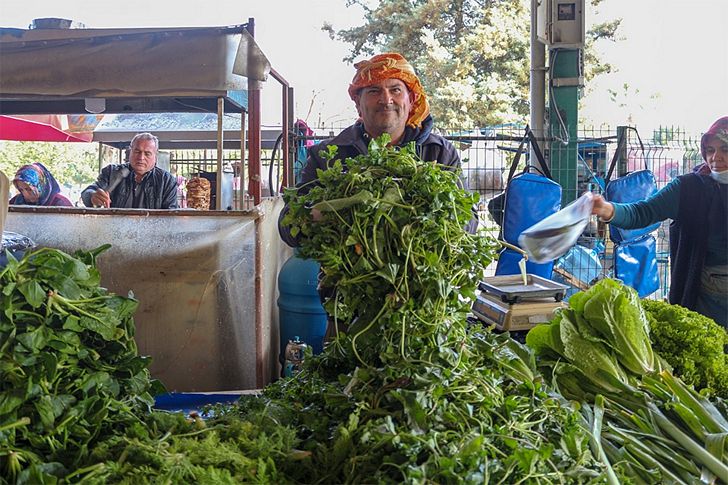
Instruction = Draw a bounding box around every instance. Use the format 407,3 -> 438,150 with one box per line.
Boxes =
0,25 -> 270,98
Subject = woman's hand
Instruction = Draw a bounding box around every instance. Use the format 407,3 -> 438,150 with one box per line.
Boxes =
591,194 -> 615,221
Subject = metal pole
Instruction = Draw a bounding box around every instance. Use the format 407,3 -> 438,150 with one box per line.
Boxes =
530,0 -> 546,164
287,86 -> 295,187
246,18 -> 262,206
239,106 -> 246,210
216,96 -> 224,210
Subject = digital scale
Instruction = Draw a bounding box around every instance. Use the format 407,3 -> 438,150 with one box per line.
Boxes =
472,274 -> 567,331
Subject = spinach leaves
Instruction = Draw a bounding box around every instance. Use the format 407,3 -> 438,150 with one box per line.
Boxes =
0,246 -> 163,482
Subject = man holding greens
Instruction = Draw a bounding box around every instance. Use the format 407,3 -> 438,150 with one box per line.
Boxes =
279,52 -> 472,246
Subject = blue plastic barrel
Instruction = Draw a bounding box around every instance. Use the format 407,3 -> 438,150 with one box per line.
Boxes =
277,252 -> 328,365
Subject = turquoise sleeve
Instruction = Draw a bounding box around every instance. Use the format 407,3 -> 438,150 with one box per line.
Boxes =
610,177 -> 681,229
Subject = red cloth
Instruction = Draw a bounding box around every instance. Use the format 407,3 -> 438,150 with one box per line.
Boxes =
701,116 -> 728,161
347,53 -> 429,128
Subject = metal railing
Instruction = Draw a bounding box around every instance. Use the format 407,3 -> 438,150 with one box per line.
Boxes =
286,122 -> 702,299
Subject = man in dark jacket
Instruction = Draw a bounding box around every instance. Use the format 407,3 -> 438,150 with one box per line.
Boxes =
279,52 -> 472,246
82,132 -> 178,209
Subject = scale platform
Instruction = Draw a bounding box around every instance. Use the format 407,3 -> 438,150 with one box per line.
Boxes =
473,274 -> 567,331
478,274 -> 567,304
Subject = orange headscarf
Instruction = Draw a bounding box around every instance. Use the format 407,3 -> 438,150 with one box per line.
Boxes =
348,53 -> 430,129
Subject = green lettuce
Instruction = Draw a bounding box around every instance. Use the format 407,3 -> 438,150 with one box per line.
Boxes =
569,279 -> 656,375
643,299 -> 728,398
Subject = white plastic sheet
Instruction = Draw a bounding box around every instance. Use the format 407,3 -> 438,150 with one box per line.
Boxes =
518,192 -> 594,264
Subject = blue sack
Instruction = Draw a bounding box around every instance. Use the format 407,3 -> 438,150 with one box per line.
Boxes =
502,173 -> 562,245
494,128 -> 562,278
614,235 -> 660,297
602,128 -> 660,297
605,169 -> 660,243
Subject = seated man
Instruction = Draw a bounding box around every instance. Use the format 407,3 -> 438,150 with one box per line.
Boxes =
82,132 -> 178,209
279,52 -> 474,246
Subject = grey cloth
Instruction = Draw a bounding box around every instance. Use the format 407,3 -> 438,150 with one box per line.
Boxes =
278,117 -> 475,247
81,164 -> 179,209
701,264 -> 728,296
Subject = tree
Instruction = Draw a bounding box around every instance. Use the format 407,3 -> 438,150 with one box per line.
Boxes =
324,0 -> 620,129
0,141 -> 98,190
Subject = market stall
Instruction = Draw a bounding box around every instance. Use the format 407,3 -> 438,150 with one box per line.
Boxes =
0,19 -> 293,389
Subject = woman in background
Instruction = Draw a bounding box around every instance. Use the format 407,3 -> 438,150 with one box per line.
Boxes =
592,116 -> 728,328
10,162 -> 72,207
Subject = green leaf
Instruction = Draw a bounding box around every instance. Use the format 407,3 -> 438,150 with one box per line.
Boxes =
35,395 -> 55,430
0,389 -> 25,414
16,325 -> 52,352
579,280 -> 656,375
18,280 -> 45,309
77,315 -> 121,341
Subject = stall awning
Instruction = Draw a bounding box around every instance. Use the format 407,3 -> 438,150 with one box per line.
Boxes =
0,24 -> 270,115
0,115 -> 92,142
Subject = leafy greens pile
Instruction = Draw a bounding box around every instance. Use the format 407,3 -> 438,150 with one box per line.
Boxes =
1,247 -> 302,484
0,246 -> 163,483
263,135 -> 613,482
527,279 -> 728,484
642,298 -> 728,398
285,135 -> 497,366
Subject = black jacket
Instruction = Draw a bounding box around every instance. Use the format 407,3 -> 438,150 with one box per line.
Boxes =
278,116 -> 474,247
82,164 -> 179,209
669,172 -> 728,309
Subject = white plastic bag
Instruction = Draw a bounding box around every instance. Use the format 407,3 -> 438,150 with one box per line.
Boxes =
518,192 -> 594,263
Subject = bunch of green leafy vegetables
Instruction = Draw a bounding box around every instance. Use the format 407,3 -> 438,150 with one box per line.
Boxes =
0,245 -> 165,483
70,408 -> 302,484
253,135 -> 614,483
284,135 -> 497,357
1,247 -> 305,485
642,298 -> 728,399
527,279 -> 728,484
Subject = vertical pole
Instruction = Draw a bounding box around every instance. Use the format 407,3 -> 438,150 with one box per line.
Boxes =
530,0 -> 546,163
216,96 -> 224,210
245,17 -> 265,387
616,125 -> 628,178
281,82 -> 290,189
287,87 -> 296,188
240,107 -> 247,209
548,48 -> 580,204
246,18 -> 262,206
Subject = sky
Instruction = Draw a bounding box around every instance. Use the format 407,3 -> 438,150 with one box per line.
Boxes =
1,0 -> 726,136
581,0 -> 728,135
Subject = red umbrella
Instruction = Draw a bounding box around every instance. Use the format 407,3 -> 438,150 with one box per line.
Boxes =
0,115 -> 92,142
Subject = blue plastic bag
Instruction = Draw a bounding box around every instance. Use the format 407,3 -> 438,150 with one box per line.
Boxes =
605,169 -> 660,243
614,235 -> 659,297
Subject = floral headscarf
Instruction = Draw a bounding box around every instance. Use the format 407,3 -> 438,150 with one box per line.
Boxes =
347,53 -> 430,129
12,163 -> 62,206
701,116 -> 728,162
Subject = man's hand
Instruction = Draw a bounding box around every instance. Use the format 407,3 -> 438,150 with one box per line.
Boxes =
591,194 -> 615,221
90,189 -> 112,208
311,208 -> 323,222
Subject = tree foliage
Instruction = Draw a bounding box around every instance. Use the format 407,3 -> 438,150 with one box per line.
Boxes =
0,141 -> 98,191
324,0 -> 620,129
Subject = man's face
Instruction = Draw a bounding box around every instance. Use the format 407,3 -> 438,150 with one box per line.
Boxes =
130,139 -> 157,178
355,78 -> 413,139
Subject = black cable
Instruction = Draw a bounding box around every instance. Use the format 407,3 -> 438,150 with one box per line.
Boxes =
268,132 -> 284,197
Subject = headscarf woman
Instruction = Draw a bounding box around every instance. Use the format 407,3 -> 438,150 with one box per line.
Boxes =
10,163 -> 72,207
592,116 -> 728,328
